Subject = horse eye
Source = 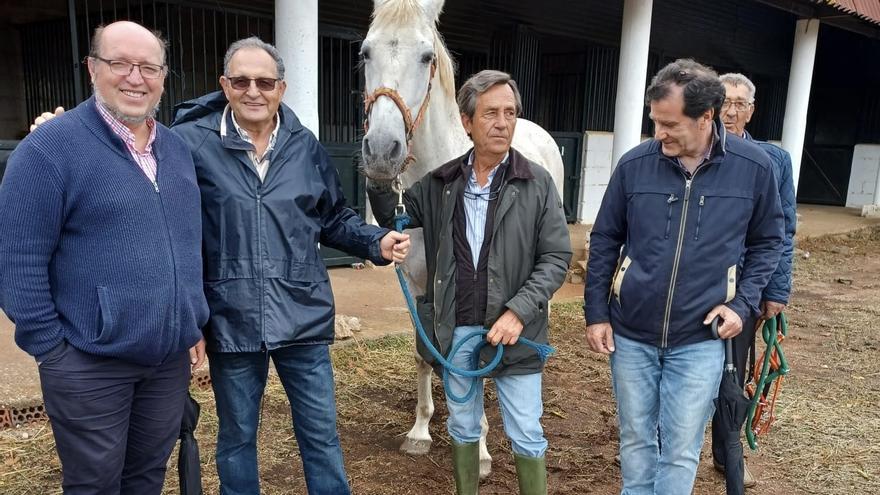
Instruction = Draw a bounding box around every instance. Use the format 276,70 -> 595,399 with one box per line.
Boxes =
421,53 -> 434,64
360,48 -> 371,61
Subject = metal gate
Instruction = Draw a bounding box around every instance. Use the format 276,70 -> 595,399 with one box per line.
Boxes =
550,132 -> 583,223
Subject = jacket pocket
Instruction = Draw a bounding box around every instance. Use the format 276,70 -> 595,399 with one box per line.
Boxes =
697,188 -> 755,236
93,286 -> 117,344
611,256 -> 633,306
694,195 -> 705,240
725,265 -> 737,303
627,185 -> 678,241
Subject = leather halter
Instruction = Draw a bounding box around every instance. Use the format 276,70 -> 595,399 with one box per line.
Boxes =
363,59 -> 437,175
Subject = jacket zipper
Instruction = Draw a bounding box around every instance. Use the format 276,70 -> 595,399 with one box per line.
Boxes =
256,188 -> 266,346
435,184 -> 451,354
661,167 -> 706,348
665,194 -> 678,239
152,171 -> 179,363
694,195 -> 705,241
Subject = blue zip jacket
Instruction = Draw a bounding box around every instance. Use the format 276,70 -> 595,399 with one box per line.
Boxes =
171,91 -> 390,352
0,97 -> 209,365
585,124 -> 784,348
744,131 -> 796,305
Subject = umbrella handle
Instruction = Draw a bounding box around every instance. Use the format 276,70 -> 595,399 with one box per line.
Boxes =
710,316 -> 735,372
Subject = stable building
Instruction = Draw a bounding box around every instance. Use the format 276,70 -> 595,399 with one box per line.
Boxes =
1,0 -> 879,227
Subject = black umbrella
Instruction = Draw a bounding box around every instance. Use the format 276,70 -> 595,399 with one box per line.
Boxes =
711,317 -> 751,495
178,392 -> 203,495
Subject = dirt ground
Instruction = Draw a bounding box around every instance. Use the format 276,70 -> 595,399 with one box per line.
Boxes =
2,226 -> 879,494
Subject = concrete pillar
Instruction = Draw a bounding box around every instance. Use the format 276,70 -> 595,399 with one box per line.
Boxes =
611,0 -> 653,170
276,0 -> 319,135
781,18 -> 820,195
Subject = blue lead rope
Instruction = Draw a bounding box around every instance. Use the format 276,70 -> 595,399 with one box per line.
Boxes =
393,211 -> 555,404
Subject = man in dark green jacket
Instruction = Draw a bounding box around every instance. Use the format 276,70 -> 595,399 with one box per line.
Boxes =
369,70 -> 571,495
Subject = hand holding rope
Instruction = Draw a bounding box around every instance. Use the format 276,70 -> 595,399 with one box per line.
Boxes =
390,185 -> 555,403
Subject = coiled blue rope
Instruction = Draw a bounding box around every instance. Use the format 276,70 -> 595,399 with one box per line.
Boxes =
393,212 -> 555,403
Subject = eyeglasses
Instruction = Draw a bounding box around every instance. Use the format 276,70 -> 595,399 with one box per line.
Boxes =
721,99 -> 753,112
226,76 -> 281,91
91,56 -> 165,79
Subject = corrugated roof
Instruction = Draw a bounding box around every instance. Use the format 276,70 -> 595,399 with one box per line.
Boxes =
825,0 -> 880,26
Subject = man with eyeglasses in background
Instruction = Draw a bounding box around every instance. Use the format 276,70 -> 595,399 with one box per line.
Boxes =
170,37 -> 410,495
710,72 -> 797,489
0,21 -> 209,493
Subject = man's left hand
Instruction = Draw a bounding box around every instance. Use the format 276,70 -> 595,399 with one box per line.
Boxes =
703,304 -> 743,339
380,231 -> 411,263
760,300 -> 786,320
189,338 -> 206,371
486,309 -> 524,346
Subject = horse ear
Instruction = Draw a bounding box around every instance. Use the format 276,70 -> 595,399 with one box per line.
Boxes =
415,0 -> 444,23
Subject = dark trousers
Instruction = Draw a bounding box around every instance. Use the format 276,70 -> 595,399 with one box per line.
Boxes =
711,316 -> 758,463
38,341 -> 191,495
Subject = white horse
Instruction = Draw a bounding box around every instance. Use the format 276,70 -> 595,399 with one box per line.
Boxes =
360,0 -> 565,479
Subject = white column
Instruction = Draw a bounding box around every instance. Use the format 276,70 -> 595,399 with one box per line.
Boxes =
781,18 -> 820,195
611,0 -> 653,170
276,0 -> 319,135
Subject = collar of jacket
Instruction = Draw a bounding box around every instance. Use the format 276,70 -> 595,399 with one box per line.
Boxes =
181,90 -> 305,142
431,147 -> 535,184
657,117 -> 728,167
742,129 -> 756,142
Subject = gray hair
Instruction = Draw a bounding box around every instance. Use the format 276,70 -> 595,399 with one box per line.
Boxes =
719,73 -> 756,102
456,70 -> 522,119
223,37 -> 285,79
645,58 -> 725,119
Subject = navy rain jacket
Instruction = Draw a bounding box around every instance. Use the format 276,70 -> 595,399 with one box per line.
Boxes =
744,131 -> 797,305
585,124 -> 784,348
171,91 -> 390,352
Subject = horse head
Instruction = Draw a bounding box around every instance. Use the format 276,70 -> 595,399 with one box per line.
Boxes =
361,0 -> 448,183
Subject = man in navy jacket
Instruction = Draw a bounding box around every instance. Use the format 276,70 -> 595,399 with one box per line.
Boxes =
171,38 -> 409,495
713,72 -> 798,488
584,59 -> 784,494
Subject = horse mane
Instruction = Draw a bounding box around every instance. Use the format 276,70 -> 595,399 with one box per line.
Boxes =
370,0 -> 457,101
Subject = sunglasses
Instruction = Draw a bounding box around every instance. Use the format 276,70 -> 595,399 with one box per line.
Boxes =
226,76 -> 280,91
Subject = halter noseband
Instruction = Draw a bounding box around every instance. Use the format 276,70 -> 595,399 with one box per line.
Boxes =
363,59 -> 437,175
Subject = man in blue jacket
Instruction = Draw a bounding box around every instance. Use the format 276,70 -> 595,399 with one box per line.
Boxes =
584,59 -> 784,495
713,72 -> 798,488
171,38 -> 409,495
0,21 -> 209,494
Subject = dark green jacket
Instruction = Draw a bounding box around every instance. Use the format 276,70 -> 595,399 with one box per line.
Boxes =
369,148 -> 571,376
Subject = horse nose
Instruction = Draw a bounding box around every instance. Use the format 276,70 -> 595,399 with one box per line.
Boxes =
363,134 -> 406,164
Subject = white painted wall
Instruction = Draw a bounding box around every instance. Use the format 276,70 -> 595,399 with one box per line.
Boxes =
577,132 -> 615,224
846,144 -> 880,207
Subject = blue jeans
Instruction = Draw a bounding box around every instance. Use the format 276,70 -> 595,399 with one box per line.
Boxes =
209,344 -> 350,495
445,325 -> 547,458
610,333 -> 723,495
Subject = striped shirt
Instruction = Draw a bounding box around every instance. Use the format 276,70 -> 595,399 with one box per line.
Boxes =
463,151 -> 508,268
95,100 -> 158,185
226,104 -> 280,182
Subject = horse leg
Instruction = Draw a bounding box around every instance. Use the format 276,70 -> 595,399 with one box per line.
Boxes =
400,353 -> 434,455
478,409 -> 492,479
